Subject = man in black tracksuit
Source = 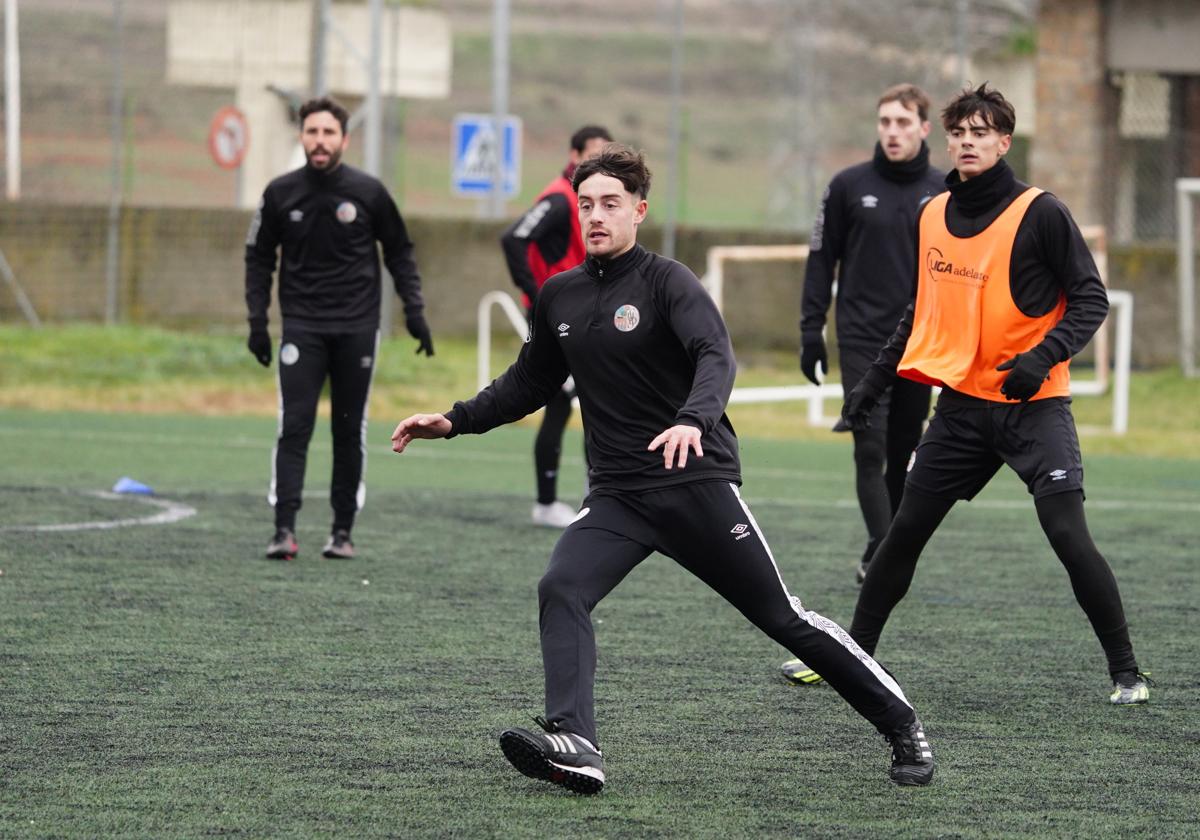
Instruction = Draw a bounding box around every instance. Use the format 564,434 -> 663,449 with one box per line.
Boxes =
799,84 -> 944,587
392,145 -> 935,794
245,96 -> 433,561
833,85 -> 1147,706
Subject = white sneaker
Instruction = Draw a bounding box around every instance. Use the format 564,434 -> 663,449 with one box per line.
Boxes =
531,501 -> 577,528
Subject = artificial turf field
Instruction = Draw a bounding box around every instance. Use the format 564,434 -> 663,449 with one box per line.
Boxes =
1,408 -> 1197,838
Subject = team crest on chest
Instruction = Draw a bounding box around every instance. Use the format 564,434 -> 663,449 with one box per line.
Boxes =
613,304 -> 640,332
336,201 -> 357,223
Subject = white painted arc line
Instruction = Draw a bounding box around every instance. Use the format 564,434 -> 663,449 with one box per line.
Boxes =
1,491 -> 197,533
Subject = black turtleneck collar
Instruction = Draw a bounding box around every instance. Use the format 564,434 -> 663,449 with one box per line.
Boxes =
585,242 -> 646,280
945,158 -> 1016,217
872,141 -> 932,184
303,162 -> 345,185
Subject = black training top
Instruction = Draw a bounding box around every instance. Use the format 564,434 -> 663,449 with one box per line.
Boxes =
868,159 -> 1109,395
801,142 -> 946,350
444,243 -> 742,492
245,163 -> 425,334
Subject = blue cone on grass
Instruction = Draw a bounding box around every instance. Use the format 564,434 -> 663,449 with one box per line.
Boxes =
113,476 -> 154,495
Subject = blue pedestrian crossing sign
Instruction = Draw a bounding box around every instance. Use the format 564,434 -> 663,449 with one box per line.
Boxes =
451,113 -> 522,198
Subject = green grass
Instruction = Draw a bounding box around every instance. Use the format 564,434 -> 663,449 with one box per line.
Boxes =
1,406 -> 1198,838
1,325 -> 1198,457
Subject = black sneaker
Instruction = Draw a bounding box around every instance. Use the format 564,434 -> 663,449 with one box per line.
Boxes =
322,529 -> 355,559
265,528 -> 298,560
499,716 -> 605,794
885,717 -> 934,786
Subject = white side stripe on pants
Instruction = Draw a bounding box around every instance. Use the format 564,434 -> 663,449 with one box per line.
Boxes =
728,483 -> 912,709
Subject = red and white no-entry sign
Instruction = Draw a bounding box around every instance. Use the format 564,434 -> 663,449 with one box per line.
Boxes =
208,106 -> 249,170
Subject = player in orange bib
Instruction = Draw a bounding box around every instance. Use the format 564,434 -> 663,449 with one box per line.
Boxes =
814,84 -> 1148,705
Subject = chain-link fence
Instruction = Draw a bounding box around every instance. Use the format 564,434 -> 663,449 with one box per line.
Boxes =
1112,71 -> 1200,244
4,0 -> 1042,226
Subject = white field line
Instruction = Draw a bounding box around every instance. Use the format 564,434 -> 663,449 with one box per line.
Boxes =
1,425 -> 1196,512
1,490 -> 197,533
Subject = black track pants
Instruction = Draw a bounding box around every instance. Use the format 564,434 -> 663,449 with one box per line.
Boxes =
270,327 -> 378,532
885,376 -> 932,516
840,345 -> 932,565
534,385 -> 573,505
850,488 -> 1139,676
538,481 -> 916,748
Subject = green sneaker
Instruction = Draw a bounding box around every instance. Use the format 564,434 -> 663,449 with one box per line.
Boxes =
1109,670 -> 1152,705
781,658 -> 824,685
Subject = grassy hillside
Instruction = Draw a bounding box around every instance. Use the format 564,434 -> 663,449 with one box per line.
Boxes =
15,1 -> 1031,227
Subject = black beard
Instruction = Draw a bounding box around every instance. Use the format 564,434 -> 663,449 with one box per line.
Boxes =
305,148 -> 343,171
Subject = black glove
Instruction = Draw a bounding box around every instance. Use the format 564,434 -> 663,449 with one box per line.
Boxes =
996,345 -> 1055,402
840,366 -> 891,431
799,337 -> 828,387
247,326 -> 272,367
406,314 -> 434,357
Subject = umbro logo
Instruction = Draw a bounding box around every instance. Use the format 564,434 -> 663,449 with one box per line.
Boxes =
861,194 -> 878,208
1049,469 -> 1068,481
731,523 -> 751,541
557,323 -> 570,337
289,209 -> 304,222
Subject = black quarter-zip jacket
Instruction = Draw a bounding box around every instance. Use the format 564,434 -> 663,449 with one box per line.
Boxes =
801,142 -> 945,349
444,243 -> 742,492
245,163 -> 424,334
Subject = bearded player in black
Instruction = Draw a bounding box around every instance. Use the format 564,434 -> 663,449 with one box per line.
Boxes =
245,97 -> 433,561
392,145 -> 936,794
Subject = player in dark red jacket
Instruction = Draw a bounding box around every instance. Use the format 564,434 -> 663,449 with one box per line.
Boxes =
500,126 -> 612,528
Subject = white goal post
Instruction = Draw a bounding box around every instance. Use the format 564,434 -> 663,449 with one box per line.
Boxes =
1175,178 -> 1199,377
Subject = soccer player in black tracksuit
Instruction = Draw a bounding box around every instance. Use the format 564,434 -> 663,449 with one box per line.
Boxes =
500,125 -> 612,529
392,145 -> 936,794
801,84 -> 944,584
782,85 -> 944,687
814,85 -> 1147,706
245,96 -> 434,562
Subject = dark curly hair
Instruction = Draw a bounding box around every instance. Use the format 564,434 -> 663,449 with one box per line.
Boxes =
571,143 -> 652,199
941,82 -> 1015,135
298,96 -> 349,134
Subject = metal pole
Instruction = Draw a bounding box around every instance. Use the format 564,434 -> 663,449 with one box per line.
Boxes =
4,0 -> 20,199
311,0 -> 330,96
1178,179 -> 1197,377
363,0 -> 394,334
489,0 -> 510,219
662,0 -> 683,260
955,0 -> 969,86
104,0 -> 125,325
365,0 -> 382,176
0,247 -> 40,326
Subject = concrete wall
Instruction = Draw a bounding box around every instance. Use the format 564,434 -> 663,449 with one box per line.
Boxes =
0,202 -> 803,349
0,202 -> 1184,365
